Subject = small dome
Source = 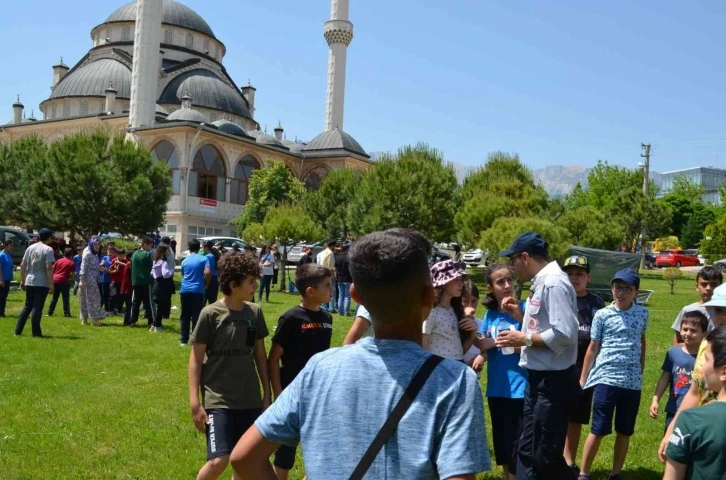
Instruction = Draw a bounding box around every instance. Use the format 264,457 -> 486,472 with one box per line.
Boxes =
303,127 -> 368,157
50,58 -> 131,100
256,132 -> 285,148
105,0 -> 216,39
166,107 -> 206,123
159,69 -> 251,119
281,138 -> 304,153
246,129 -> 262,139
211,119 -> 247,136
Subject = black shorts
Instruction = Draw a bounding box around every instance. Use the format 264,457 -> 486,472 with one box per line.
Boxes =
205,408 -> 261,460
568,386 -> 594,425
591,385 -> 641,437
487,397 -> 524,469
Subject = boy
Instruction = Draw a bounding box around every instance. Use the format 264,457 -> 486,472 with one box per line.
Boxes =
578,269 -> 648,480
15,228 -> 56,337
650,310 -> 708,430
47,247 -> 76,317
109,247 -> 126,315
128,237 -> 153,327
113,249 -> 132,322
0,240 -> 14,317
562,255 -> 605,474
672,266 -> 722,345
342,303 -> 372,345
267,263 -> 334,479
188,252 -> 271,480
663,325 -> 726,479
99,245 -> 114,314
230,228 -> 490,479
180,239 -> 211,346
72,246 -> 82,296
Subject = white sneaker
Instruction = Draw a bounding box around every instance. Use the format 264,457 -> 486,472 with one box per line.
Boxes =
153,326 -> 164,333
180,342 -> 188,347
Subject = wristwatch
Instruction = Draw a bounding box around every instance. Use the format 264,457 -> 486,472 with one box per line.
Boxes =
525,333 -> 533,347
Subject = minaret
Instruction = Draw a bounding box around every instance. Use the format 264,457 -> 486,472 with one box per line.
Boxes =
323,0 -> 354,131
128,0 -> 163,130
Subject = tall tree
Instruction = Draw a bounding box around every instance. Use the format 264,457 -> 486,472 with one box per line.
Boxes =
0,135 -> 48,226
478,216 -> 572,261
242,204 -> 322,247
302,168 -> 360,240
659,176 -> 704,238
347,143 -> 459,242
700,214 -> 726,263
565,160 -> 647,211
681,205 -> 716,249
556,206 -> 624,250
231,160 -> 306,233
613,187 -> 672,249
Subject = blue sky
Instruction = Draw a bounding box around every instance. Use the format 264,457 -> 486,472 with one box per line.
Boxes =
2,0 -> 726,172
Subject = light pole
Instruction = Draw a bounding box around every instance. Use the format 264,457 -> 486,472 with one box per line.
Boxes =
639,143 -> 652,270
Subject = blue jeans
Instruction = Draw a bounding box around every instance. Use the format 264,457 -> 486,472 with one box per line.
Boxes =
337,282 -> 351,315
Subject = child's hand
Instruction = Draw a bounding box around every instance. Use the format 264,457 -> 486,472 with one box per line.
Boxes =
649,400 -> 659,419
190,403 -> 208,433
475,336 -> 496,351
472,354 -> 486,372
459,317 -> 478,333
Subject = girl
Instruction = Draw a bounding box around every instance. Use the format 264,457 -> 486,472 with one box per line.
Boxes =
258,245 -> 275,303
422,259 -> 478,359
271,245 -> 282,289
202,240 -> 220,305
475,264 -> 528,480
78,236 -> 105,326
462,279 -> 485,375
150,245 -> 174,332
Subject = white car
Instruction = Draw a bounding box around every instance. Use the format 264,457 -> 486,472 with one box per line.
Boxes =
177,236 -> 252,263
462,249 -> 485,267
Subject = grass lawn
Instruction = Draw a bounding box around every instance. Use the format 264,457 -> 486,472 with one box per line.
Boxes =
0,271 -> 694,479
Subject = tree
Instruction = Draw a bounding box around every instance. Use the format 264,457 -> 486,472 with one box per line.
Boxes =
565,160 -> 646,211
681,206 -> 716,249
657,236 -> 680,250
0,135 -> 48,226
478,216 -> 572,262
231,160 -> 306,233
700,214 -> 726,263
659,177 -> 704,238
613,187 -> 672,248
556,206 -> 624,250
302,168 -> 360,240
347,143 -> 459,242
663,267 -> 683,294
19,130 -> 171,240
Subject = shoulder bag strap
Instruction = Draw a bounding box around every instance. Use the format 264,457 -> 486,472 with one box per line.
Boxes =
348,354 -> 445,480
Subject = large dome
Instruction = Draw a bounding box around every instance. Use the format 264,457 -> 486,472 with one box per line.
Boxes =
105,0 -> 215,39
50,58 -> 131,100
304,128 -> 368,157
159,69 -> 251,119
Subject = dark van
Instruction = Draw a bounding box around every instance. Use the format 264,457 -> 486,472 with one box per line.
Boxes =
0,227 -> 31,265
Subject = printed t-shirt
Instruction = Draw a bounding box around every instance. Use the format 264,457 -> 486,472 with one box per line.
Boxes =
52,257 -> 76,285
662,346 -> 698,415
272,306 -> 333,387
480,305 -> 528,398
691,339 -> 719,406
255,338 -> 491,479
423,305 -> 464,360
584,303 -> 649,391
99,255 -> 111,283
22,242 -> 55,288
181,253 -> 210,295
0,250 -> 13,281
190,301 -> 269,409
671,303 -> 713,333
665,401 -> 726,479
130,249 -> 152,286
575,292 -> 606,374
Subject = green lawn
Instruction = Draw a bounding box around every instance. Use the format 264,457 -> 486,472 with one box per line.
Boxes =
0,272 -> 691,479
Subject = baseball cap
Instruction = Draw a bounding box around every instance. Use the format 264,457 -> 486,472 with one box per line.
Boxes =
498,232 -> 548,258
563,255 -> 590,273
160,236 -> 171,246
703,284 -> 726,307
39,228 -> 53,241
611,268 -> 640,289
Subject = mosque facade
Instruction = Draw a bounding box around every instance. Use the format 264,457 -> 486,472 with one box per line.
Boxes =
0,0 -> 370,246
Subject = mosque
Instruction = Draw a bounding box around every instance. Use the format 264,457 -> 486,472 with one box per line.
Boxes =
0,0 -> 370,246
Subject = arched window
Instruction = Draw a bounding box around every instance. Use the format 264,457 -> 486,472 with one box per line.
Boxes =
151,141 -> 180,195
185,33 -> 193,49
189,145 -> 226,202
203,38 -> 210,53
63,102 -> 71,118
51,104 -> 57,119
80,101 -> 89,115
164,29 -> 173,44
122,26 -> 131,41
304,167 -> 329,190
230,155 -> 259,205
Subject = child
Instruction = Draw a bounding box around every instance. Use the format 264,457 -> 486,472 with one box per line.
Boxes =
188,252 -> 271,480
267,263 -> 334,479
562,255 -> 605,474
112,249 -> 132,323
180,239 -> 211,346
203,240 -> 220,306
98,245 -> 114,313
342,303 -> 373,345
47,247 -> 75,317
0,240 -> 14,317
671,266 -> 722,344
129,238 -> 153,327
150,245 -> 174,332
578,269 -> 648,480
474,264 -> 528,480
650,310 -> 708,430
72,246 -> 82,296
422,259 -> 478,360
663,325 -> 726,479
461,280 -> 484,375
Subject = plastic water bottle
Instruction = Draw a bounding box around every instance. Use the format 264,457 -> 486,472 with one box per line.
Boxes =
501,325 -> 516,355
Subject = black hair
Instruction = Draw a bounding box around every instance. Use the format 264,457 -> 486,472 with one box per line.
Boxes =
218,252 -> 261,296
681,310 -> 709,333
295,263 -> 332,297
203,240 -> 220,262
462,279 -> 480,300
483,263 -> 513,310
141,237 -> 153,246
707,324 -> 726,368
117,248 -> 126,255
188,239 -> 201,252
63,247 -> 73,259
326,240 -> 337,248
349,229 -> 431,324
4,239 -> 13,247
697,266 -> 723,284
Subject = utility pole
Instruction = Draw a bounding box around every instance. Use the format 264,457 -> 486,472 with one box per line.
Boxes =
639,143 -> 652,271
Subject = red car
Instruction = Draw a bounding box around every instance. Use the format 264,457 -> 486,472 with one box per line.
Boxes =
655,250 -> 700,268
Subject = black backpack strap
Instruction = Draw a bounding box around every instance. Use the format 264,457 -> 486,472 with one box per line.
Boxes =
349,354 -> 445,480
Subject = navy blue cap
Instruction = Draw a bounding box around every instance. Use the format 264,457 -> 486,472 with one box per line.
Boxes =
498,232 -> 549,258
38,228 -> 53,241
611,268 -> 640,289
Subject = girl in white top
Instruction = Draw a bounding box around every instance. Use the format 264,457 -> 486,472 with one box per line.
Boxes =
422,260 -> 478,359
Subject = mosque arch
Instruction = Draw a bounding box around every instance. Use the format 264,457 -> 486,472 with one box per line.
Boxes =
230,155 -> 261,205
189,144 -> 227,202
303,166 -> 330,191
151,140 -> 181,195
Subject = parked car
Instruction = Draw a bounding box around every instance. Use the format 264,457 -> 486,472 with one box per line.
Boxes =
644,252 -> 656,269
655,250 -> 700,268
714,259 -> 726,273
178,236 -> 252,264
286,242 -> 324,265
0,227 -> 31,265
462,249 -> 486,267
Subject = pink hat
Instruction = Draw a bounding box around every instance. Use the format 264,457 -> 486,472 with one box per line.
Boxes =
430,260 -> 467,288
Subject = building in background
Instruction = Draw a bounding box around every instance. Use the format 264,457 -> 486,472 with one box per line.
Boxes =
659,167 -> 726,204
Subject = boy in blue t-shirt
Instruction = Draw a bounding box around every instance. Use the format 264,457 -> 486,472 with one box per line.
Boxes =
0,240 -> 14,316
72,246 -> 82,296
650,310 -> 707,430
578,269 -> 649,480
180,239 -> 211,346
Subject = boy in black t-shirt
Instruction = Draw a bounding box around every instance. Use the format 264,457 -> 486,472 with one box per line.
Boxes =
562,255 -> 606,475
268,263 -> 334,480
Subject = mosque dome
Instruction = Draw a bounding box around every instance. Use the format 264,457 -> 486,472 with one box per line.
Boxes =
303,127 -> 368,157
211,119 -> 247,137
256,132 -> 286,148
50,58 -> 131,100
281,138 -> 304,153
105,0 -> 216,39
159,69 -> 251,119
166,106 -> 206,123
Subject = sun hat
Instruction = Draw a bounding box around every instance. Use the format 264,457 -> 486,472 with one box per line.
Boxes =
703,284 -> 726,308
430,259 -> 467,288
563,255 -> 590,273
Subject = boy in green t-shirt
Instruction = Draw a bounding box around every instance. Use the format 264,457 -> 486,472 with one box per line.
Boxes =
188,253 -> 271,480
664,325 -> 726,480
